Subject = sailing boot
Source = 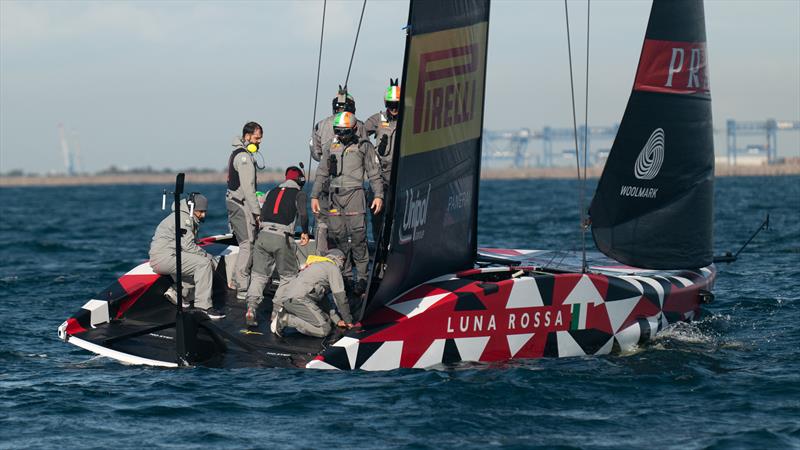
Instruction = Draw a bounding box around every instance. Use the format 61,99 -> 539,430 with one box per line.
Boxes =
245,306 -> 258,327
270,308 -> 286,337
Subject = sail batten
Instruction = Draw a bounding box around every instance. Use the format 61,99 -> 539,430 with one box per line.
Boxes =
589,0 -> 714,270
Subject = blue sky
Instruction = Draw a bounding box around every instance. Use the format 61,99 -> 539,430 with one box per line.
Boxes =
1,0 -> 798,174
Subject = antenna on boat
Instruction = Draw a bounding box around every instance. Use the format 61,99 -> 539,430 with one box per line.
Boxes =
563,0 -> 591,273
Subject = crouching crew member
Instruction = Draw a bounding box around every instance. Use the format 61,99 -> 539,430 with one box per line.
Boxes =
227,122 -> 263,300
310,111 -> 383,296
149,194 -> 225,319
244,166 -> 310,327
270,249 -> 353,337
364,79 -> 400,241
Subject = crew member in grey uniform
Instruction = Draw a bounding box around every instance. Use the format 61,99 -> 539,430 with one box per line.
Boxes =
149,194 -> 225,319
244,166 -> 310,327
364,79 -> 400,241
309,87 -> 367,255
311,111 -> 383,297
227,121 -> 263,300
270,249 -> 354,337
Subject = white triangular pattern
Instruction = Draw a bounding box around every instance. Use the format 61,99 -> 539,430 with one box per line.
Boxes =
388,293 -> 450,318
454,336 -> 491,361
360,341 -> 403,371
332,337 -> 360,369
605,296 -> 641,333
412,339 -> 446,369
615,323 -> 641,353
632,276 -> 665,307
506,333 -> 534,357
125,263 -> 158,276
505,278 -> 543,309
619,276 -> 644,295
556,331 -> 585,357
660,313 -> 669,330
306,359 -> 340,370
596,336 -> 614,355
563,275 -> 604,305
671,276 -> 693,288
646,316 -> 660,340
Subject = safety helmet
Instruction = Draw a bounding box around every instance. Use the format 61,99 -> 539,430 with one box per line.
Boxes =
385,78 -> 401,113
189,193 -> 208,211
332,86 -> 356,114
385,85 -> 401,103
326,248 -> 346,269
333,111 -> 357,141
285,166 -> 306,187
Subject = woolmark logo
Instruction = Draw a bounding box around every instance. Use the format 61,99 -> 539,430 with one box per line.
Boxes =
634,128 -> 665,180
399,184 -> 431,244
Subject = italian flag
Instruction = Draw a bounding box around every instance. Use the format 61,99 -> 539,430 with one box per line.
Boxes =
570,303 -> 588,330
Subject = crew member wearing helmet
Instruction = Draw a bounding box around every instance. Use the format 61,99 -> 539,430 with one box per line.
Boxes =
309,86 -> 368,163
309,87 -> 368,255
311,111 -> 383,298
364,79 -> 401,241
149,194 -> 225,319
244,166 -> 310,327
226,121 -> 263,300
270,249 -> 353,337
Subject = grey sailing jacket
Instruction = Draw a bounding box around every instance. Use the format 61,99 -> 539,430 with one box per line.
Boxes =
149,199 -> 208,261
228,137 -> 260,217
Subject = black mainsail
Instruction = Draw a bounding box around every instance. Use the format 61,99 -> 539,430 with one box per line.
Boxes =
364,0 -> 491,315
589,0 -> 714,269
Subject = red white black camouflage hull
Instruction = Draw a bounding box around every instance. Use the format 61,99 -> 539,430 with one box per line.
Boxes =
58,237 -> 715,370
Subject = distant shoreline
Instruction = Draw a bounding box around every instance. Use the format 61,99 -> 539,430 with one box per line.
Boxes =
1,163 -> 799,187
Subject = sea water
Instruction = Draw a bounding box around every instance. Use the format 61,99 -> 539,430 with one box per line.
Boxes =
0,177 -> 798,449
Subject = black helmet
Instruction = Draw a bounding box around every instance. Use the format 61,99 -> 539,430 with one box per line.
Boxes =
332,85 -> 356,114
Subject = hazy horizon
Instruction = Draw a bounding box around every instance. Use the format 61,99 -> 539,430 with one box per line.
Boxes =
2,0 -> 798,174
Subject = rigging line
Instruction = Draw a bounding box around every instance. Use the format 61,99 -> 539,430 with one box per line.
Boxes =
563,0 -> 587,273
308,0 -> 327,187
580,0 -> 590,273
344,0 -> 368,88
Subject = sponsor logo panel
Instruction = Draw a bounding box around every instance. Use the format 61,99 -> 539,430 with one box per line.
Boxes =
398,175 -> 474,246
401,22 -> 488,156
619,128 -> 665,200
634,39 -> 710,95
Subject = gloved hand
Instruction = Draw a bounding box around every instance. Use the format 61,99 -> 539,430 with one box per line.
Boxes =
377,135 -> 389,156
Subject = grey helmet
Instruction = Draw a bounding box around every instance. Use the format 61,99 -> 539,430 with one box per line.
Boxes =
325,249 -> 345,269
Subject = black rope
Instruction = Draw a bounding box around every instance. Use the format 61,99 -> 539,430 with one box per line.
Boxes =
344,0 -> 367,88
308,0 -> 327,185
563,0 -> 587,273
581,0 -> 590,273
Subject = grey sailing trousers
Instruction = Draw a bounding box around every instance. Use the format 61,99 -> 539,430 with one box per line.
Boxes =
227,198 -> 256,294
150,253 -> 214,310
245,231 -> 299,310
